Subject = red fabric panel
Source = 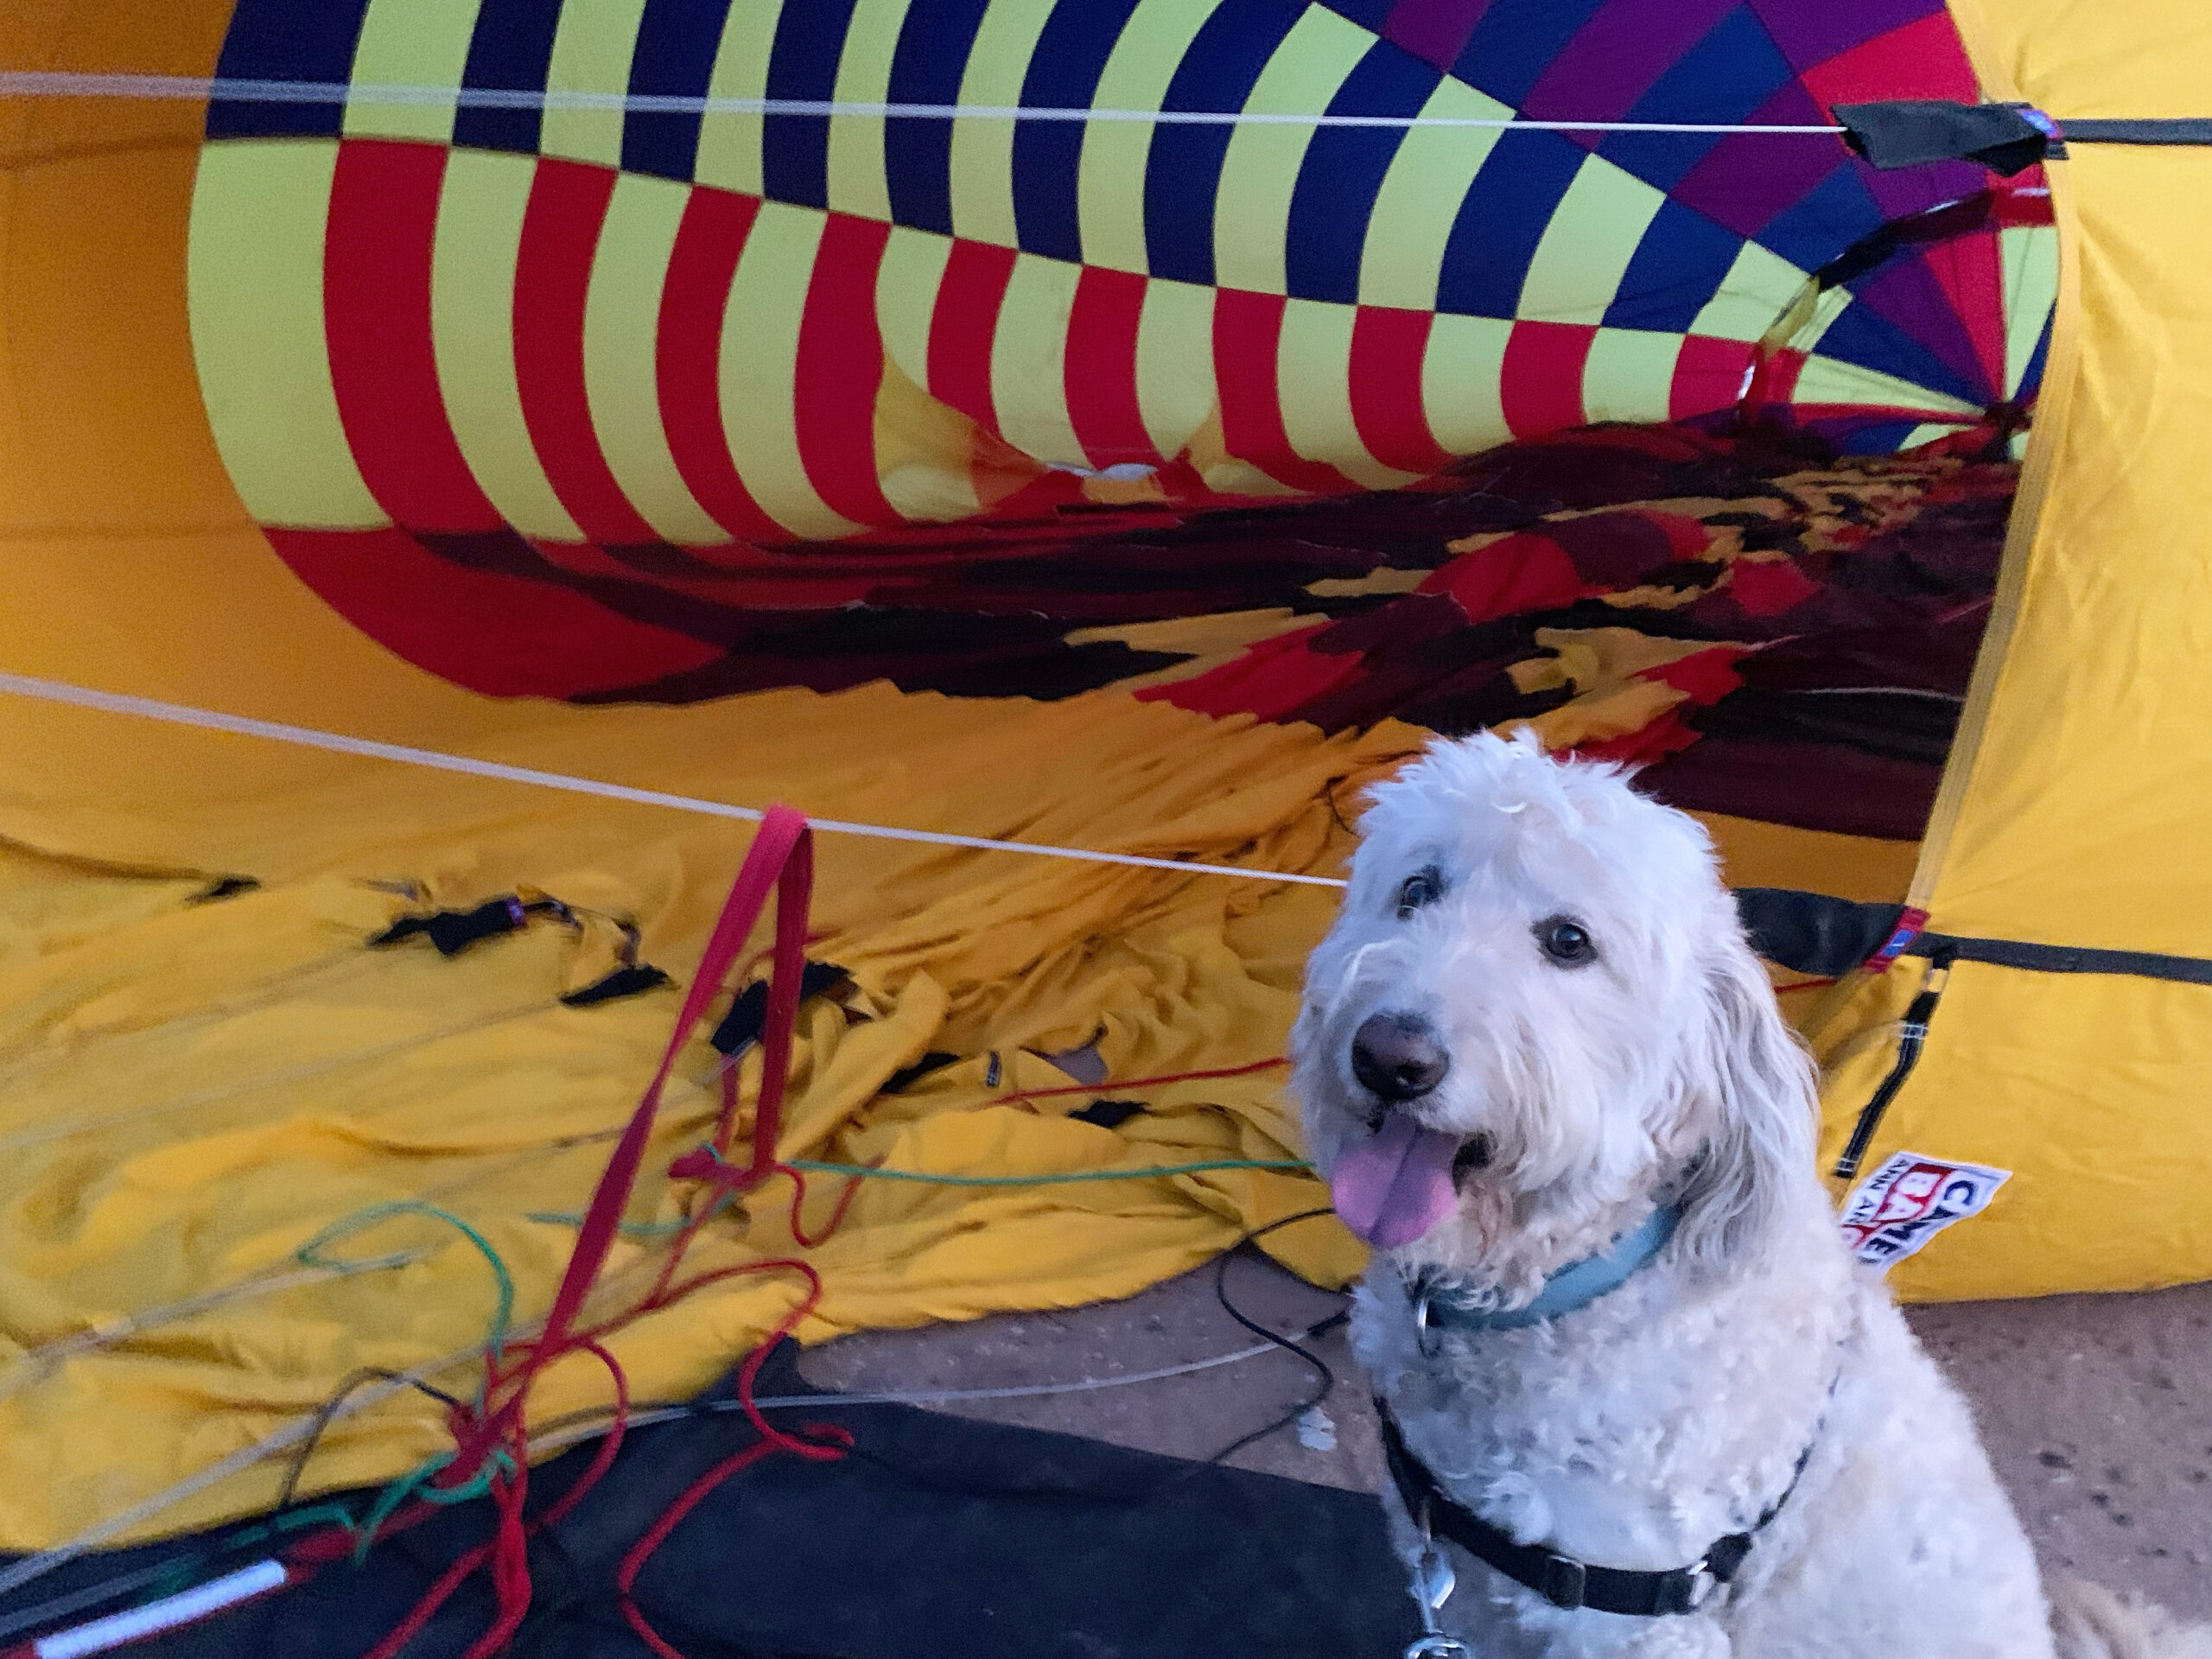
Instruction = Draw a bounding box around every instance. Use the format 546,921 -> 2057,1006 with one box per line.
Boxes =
1137,622 -> 1363,721
795,213 -> 900,527
514,158 -> 660,546
1729,558 -> 1825,616
1499,321 -> 1596,441
658,188 -> 785,543
1064,264 -> 1157,467
1572,707 -> 1700,766
1211,289 -> 1360,495
1801,12 -> 1975,107
1637,644 -> 1748,702
1418,531 -> 1590,621
927,239 -> 1018,433
264,526 -> 719,699
323,139 -> 502,533
1670,334 -> 1756,423
1349,306 -> 1452,473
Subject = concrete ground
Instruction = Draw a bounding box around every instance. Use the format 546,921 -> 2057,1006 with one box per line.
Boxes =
804,1263 -> 2212,1623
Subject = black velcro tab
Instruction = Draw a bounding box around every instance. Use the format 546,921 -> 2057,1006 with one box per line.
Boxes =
709,961 -> 851,1055
1733,888 -> 1906,978
1833,99 -> 2053,175
560,964 -> 675,1007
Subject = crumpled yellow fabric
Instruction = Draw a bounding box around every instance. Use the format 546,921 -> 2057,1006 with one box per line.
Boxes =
0,667 -> 1424,1548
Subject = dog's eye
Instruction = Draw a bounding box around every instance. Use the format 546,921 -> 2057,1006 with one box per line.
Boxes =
1535,916 -> 1596,966
1395,868 -> 1443,920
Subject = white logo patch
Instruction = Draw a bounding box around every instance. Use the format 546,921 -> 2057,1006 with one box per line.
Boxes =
1840,1152 -> 2012,1268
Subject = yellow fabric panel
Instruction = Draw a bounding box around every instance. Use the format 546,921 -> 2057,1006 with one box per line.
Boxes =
585,172 -> 729,544
824,0 -> 906,224
990,252 -> 1089,468
432,149 -> 588,541
1582,327 -> 1685,426
1358,79 -> 1510,311
539,0 -> 651,167
186,143 -> 386,531
874,223 -> 954,388
1078,0 -> 1228,276
341,0 -> 483,145
1949,0 -> 2212,118
1133,276 -> 1219,461
1999,225 -> 2060,400
1277,299 -> 1426,490
1809,961 -> 2212,1300
874,358 -> 992,522
0,9 -> 236,546
1212,6 -> 1367,298
1421,313 -> 1511,455
1908,140 -> 2212,951
948,0 -> 1058,250
1519,158 -> 1667,324
690,0 -> 777,196
1691,816 -> 1917,908
1791,353 -> 1978,418
719,202 -> 861,539
1688,242 -> 1813,344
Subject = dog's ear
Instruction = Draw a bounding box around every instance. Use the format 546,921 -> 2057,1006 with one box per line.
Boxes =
1672,937 -> 1820,1268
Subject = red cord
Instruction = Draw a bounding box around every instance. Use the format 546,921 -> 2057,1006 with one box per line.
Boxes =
613,1259 -> 852,1659
994,1055 -> 1287,1103
351,807 -> 859,1659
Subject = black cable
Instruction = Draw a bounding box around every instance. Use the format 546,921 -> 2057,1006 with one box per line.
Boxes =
1194,1207 -> 1343,1470
274,1367 -> 468,1514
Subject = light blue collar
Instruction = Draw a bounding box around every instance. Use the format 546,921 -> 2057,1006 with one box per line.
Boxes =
1410,1205 -> 1681,1338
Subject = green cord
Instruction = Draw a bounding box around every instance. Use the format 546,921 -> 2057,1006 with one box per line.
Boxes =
295,1201 -> 515,1362
523,1156 -> 1315,1230
348,1447 -> 514,1564
524,1181 -> 743,1237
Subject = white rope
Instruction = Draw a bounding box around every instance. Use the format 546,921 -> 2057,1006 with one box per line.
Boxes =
531,1332 -> 1318,1453
0,1351 -> 469,1599
0,1254 -> 423,1396
0,70 -> 1847,134
0,673 -> 1349,887
30,1559 -> 289,1659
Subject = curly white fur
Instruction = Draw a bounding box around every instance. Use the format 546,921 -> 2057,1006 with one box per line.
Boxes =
1292,731 -> 2204,1659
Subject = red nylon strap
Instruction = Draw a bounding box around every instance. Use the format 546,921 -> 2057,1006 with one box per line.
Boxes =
537,804 -> 812,1360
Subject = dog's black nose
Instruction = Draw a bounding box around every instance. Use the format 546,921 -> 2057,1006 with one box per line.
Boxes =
1351,1014 -> 1449,1103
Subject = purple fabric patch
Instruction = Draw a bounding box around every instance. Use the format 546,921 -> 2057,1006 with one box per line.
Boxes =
1635,734 -> 1941,840
1382,0 -> 1497,72
1744,0 -> 1944,74
1861,157 -> 1992,222
1849,256 -> 1996,405
1669,79 -> 1845,236
1520,0 -> 1740,126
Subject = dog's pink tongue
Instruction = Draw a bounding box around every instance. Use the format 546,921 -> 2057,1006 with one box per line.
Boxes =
1330,1111 -> 1462,1249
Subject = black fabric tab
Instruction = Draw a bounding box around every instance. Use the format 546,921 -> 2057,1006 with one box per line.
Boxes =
1907,934 -> 2212,986
2056,118 -> 2212,147
559,964 -> 674,1007
882,1051 -> 961,1093
1733,889 -> 1905,978
1733,891 -> 2212,989
371,897 -> 530,957
1833,100 -> 2052,175
1069,1099 -> 1145,1129
708,961 -> 851,1055
187,876 -> 262,905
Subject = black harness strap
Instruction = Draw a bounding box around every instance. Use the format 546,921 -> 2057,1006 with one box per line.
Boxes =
1375,1401 -> 1815,1618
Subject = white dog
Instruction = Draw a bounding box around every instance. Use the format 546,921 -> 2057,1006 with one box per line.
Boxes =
1292,731 -> 2207,1659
